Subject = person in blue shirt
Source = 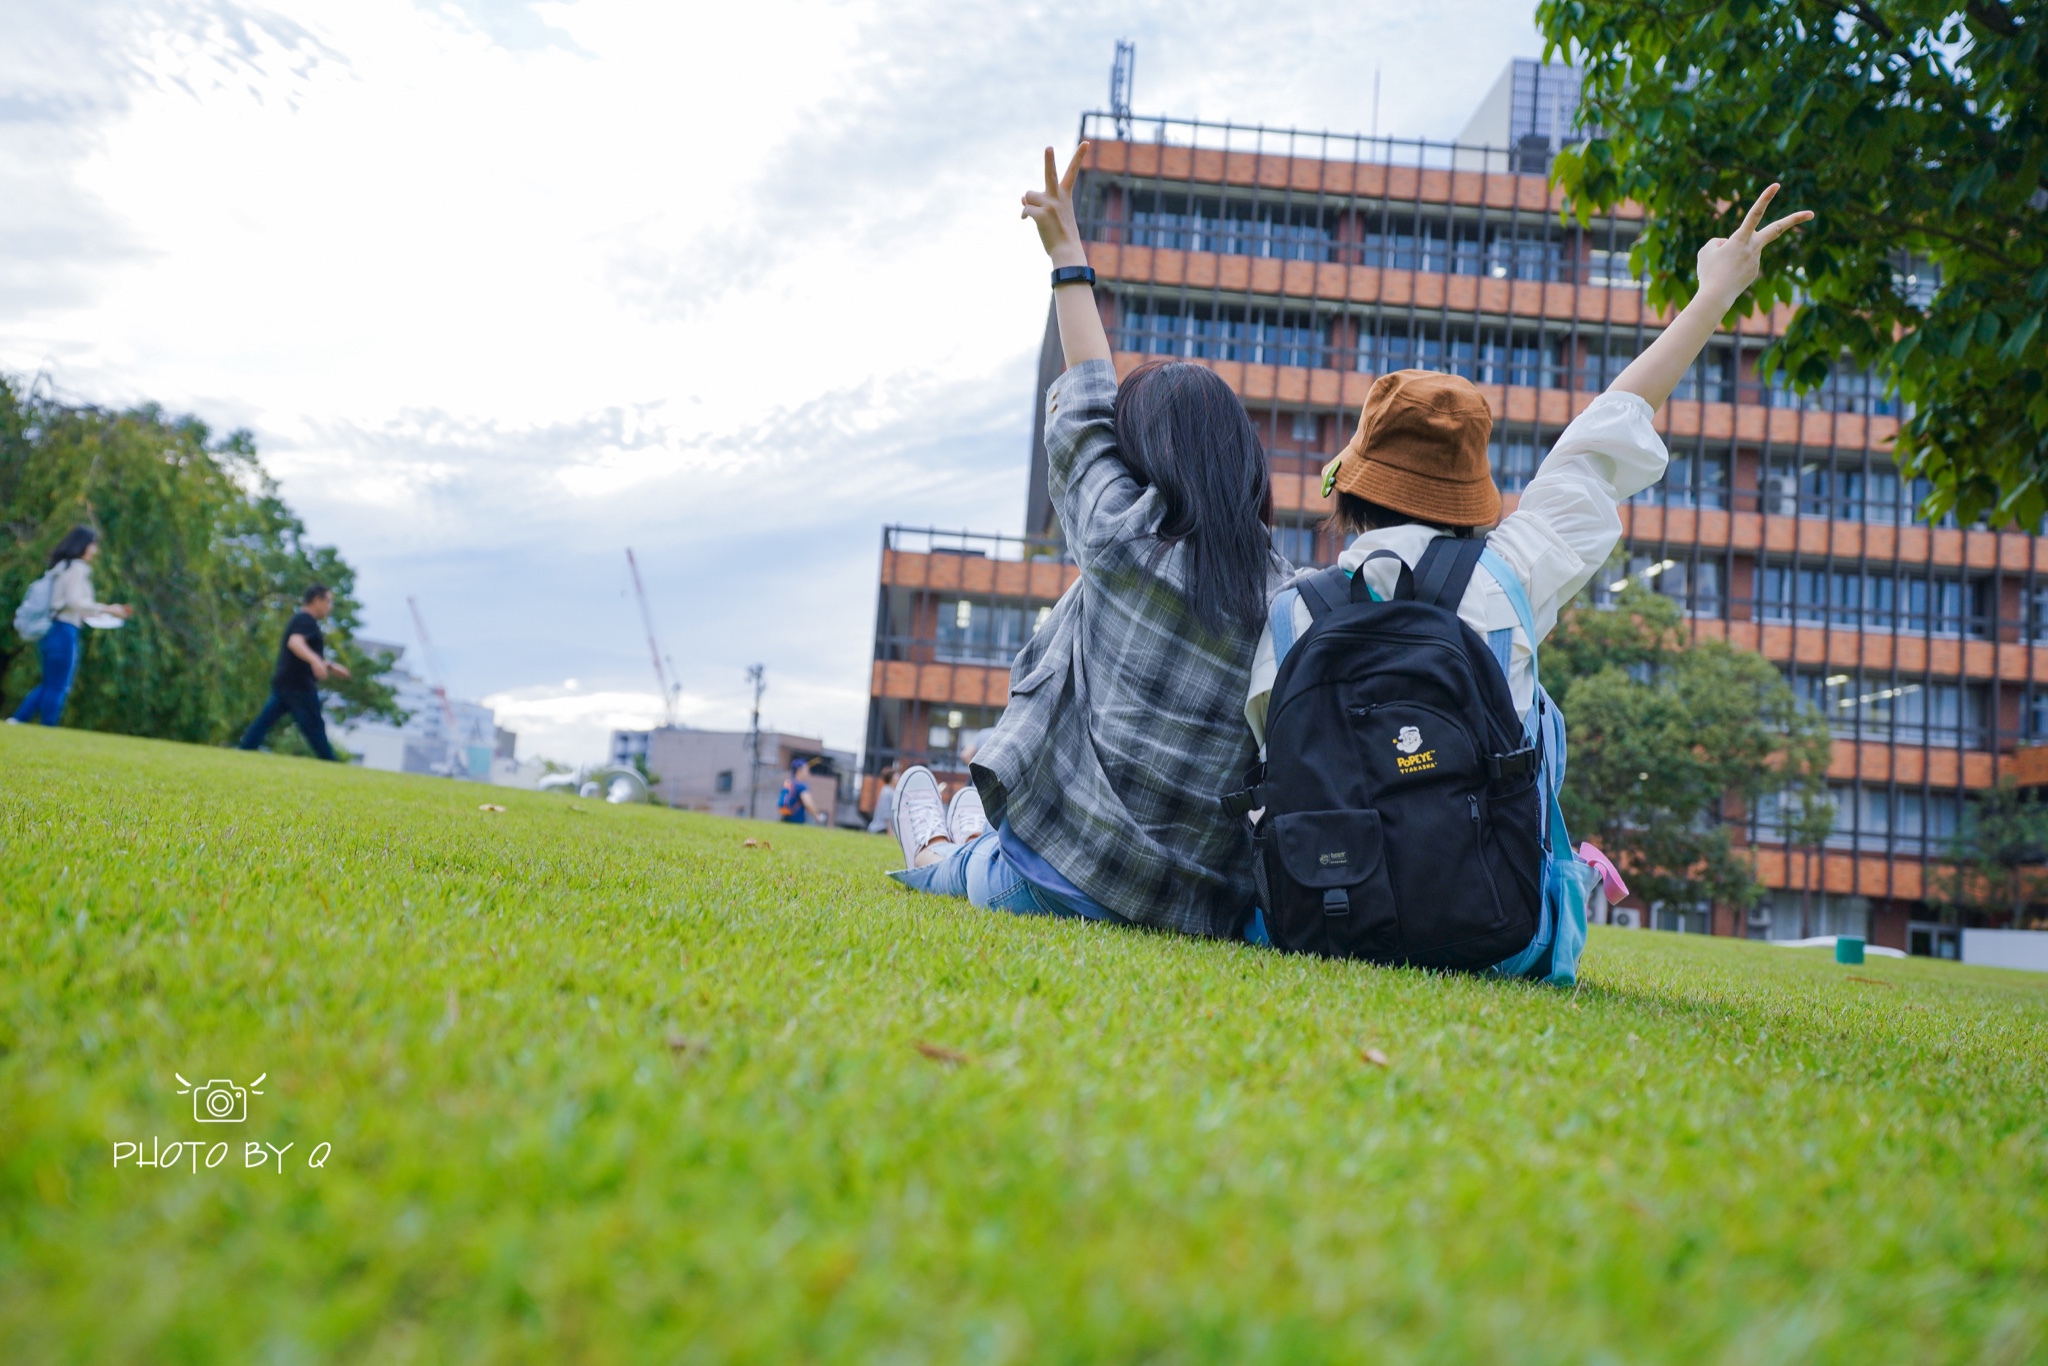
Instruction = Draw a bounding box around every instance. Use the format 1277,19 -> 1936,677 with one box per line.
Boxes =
777,758 -> 827,825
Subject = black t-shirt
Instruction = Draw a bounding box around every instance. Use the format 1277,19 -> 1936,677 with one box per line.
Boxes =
273,611 -> 325,690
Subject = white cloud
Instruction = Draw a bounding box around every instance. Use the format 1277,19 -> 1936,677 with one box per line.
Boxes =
1,0 -> 1542,764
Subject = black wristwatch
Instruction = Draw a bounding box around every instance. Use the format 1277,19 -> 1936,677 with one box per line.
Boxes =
1051,265 -> 1097,289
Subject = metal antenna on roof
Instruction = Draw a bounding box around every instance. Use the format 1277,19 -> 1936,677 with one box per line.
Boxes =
1110,39 -> 1135,140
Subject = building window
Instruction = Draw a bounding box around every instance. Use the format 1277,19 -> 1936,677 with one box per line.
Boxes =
1753,890 -> 1870,941
715,770 -> 734,793
1356,320 -> 1564,388
1754,783 -> 1961,854
1272,520 -> 1326,568
935,600 -> 1033,664
1596,553 -> 1723,617
1289,411 -> 1319,445
1122,190 -> 1336,261
1585,247 -> 1643,289
1759,459 -> 1942,524
1489,432 -> 1550,492
1119,300 -> 1325,368
1791,671 -> 1990,749
1767,363 -> 1900,416
1756,564 -> 1990,637
1627,448 -> 1729,510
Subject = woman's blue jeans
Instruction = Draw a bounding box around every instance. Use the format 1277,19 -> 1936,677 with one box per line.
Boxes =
889,833 -> 1124,921
12,622 -> 81,726
892,831 -> 1273,944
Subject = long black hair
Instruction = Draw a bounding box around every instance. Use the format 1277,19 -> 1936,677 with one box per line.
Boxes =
48,525 -> 97,568
1113,362 -> 1275,637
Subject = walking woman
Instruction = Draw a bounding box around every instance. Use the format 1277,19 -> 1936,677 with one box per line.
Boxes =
888,143 -> 1288,938
8,526 -> 132,727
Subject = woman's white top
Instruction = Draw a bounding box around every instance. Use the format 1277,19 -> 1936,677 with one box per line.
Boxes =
49,560 -> 114,627
1246,389 -> 1671,749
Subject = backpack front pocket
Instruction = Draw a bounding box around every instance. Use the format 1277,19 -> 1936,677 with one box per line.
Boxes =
1264,809 -> 1401,960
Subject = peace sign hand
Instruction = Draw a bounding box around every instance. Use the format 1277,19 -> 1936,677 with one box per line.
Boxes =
1696,183 -> 1813,305
1021,143 -> 1091,269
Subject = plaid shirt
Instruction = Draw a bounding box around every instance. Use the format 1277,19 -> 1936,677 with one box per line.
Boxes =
971,359 -> 1287,937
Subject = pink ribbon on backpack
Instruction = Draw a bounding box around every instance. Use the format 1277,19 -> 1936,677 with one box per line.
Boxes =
1577,842 -> 1629,903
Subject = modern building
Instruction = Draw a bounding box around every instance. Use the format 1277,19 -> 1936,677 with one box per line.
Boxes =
609,727 -> 860,827
862,59 -> 2048,956
334,639 -> 519,784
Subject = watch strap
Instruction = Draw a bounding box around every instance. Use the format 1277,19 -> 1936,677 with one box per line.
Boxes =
1050,265 -> 1097,289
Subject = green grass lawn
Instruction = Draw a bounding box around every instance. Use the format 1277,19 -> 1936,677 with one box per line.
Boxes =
3,727 -> 2046,1364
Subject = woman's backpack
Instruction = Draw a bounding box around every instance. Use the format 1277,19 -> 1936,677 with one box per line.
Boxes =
1230,535 -> 1589,984
12,566 -> 62,643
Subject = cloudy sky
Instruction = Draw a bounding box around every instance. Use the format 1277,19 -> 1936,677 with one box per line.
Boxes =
1,0 -> 1544,763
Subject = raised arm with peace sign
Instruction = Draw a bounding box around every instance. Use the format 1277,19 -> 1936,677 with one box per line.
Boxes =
1611,182 -> 1814,410
1022,143 -> 1112,368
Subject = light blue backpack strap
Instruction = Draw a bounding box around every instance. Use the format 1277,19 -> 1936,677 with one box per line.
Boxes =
1270,586 -> 1302,664
1486,627 -> 1512,676
1476,548 -> 1588,987
1477,548 -> 1539,723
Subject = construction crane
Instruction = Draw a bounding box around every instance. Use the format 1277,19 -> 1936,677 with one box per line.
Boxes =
406,595 -> 462,777
625,548 -> 678,729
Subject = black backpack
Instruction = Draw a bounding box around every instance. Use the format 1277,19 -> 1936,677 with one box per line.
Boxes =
1232,535 -> 1545,969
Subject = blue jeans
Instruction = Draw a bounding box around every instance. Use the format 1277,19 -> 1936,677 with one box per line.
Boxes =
891,832 -> 1273,944
12,622 -> 81,726
889,832 -> 1125,921
238,685 -> 337,760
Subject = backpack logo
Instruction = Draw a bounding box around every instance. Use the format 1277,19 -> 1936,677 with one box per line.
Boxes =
1318,851 -> 1348,867
1392,725 -> 1436,774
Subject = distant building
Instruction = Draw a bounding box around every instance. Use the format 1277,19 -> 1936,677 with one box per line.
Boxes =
609,727 -> 859,827
1457,58 -> 1586,172
610,730 -> 651,768
335,639 -> 518,783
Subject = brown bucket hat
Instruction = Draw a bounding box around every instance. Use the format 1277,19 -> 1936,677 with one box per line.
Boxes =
1320,370 -> 1500,527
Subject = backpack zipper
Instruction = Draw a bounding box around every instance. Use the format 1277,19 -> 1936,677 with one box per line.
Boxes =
1468,793 -> 1507,917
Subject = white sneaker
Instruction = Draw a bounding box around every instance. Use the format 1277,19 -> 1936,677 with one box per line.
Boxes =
893,766 -> 948,868
947,782 -> 987,845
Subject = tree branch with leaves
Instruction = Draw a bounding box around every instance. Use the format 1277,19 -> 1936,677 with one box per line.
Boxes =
1539,0 -> 2048,527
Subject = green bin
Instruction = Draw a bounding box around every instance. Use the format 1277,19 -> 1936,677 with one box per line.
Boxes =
1835,936 -> 1865,965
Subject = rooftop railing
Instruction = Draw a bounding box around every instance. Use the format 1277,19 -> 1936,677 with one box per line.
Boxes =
1076,110 -> 1573,177
881,526 -> 1073,564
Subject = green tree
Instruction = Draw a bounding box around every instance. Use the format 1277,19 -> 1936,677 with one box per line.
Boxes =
1548,584 -> 1836,915
0,375 -> 401,744
1538,0 -> 2047,525
1925,779 -> 2048,927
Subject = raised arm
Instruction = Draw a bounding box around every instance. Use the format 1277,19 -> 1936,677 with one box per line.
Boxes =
1021,144 -> 1112,369
1610,183 -> 1812,410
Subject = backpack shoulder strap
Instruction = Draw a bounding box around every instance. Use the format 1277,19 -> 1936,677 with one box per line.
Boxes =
1412,534 -> 1488,610
1478,546 -> 1544,724
1293,565 -> 1352,621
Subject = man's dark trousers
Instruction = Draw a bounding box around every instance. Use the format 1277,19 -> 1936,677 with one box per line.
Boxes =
238,685 -> 336,761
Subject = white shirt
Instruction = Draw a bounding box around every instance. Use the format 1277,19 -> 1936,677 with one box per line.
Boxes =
1246,389 -> 1670,748
48,559 -> 113,627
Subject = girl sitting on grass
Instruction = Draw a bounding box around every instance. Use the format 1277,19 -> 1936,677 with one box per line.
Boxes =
887,143 -> 1288,937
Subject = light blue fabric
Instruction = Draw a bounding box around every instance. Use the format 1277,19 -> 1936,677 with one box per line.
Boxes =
889,832 -> 1125,922
1270,588 -> 1300,663
1477,548 -> 1588,987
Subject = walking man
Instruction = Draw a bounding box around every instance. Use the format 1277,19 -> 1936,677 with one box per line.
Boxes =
238,584 -> 351,760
